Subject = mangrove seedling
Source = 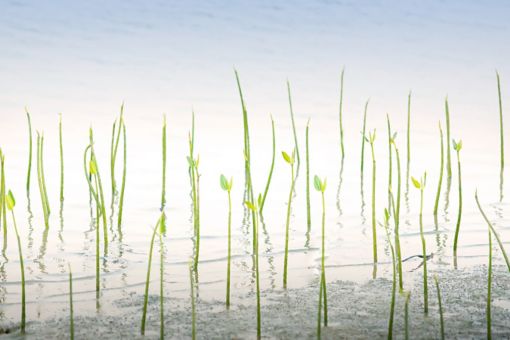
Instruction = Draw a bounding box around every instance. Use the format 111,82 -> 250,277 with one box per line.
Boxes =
412,173 -> 428,314
381,208 -> 395,340
314,175 -> 328,338
360,99 -> 369,176
36,132 -> 51,228
287,81 -> 301,170
387,114 -> 394,211
159,223 -> 165,339
434,122 -> 444,225
260,115 -> 276,213
161,114 -> 167,210
189,260 -> 196,340
245,195 -> 262,339
306,119 -> 311,230
6,190 -> 26,334
117,120 -> 127,230
68,263 -> 74,340
452,139 -> 463,263
445,98 -> 452,180
0,150 -> 6,243
110,105 -> 124,209
406,92 -> 412,191
475,191 -> 510,271
487,224 -> 493,339
282,149 -> 296,288
140,212 -> 166,335
220,174 -> 233,308
390,134 -> 403,290
26,108 -> 33,195
366,130 -> 378,266
497,72 -> 504,201
434,275 -> 445,340
339,68 -> 345,159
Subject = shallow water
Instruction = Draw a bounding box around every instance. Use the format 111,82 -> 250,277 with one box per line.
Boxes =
1,0 -> 510,338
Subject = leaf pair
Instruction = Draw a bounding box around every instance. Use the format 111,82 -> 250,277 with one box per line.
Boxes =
220,174 -> 233,192
282,149 -> 295,165
313,175 -> 327,193
453,139 -> 463,152
411,172 -> 427,190
245,193 -> 262,212
6,190 -> 15,210
187,156 -> 200,169
364,129 -> 377,144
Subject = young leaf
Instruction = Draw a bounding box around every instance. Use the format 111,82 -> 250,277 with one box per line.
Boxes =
384,208 -> 390,222
282,151 -> 291,164
159,213 -> 167,234
220,174 -> 229,191
89,159 -> 97,175
452,139 -> 458,151
411,176 -> 421,189
314,175 -> 321,192
245,201 -> 256,212
228,177 -> 233,190
6,190 -> 15,210
257,193 -> 262,208
322,178 -> 327,192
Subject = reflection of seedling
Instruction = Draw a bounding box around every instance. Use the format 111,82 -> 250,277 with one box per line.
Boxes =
37,132 -> 51,228
314,175 -> 328,338
497,71 -> 504,201
6,190 -> 26,334
380,208 -> 395,340
117,121 -> 127,229
411,172 -> 428,314
434,122 -> 444,224
434,275 -> 445,340
452,139 -> 463,260
287,81 -> 301,169
445,99 -> 452,180
282,149 -> 296,288
404,291 -> 411,340
360,100 -> 369,175
161,114 -> 167,210
339,68 -> 345,159
487,225 -> 493,340
406,92 -> 412,190
475,191 -> 510,271
220,174 -> 233,308
140,213 -> 166,335
306,120 -> 311,230
110,106 -> 124,209
25,109 -> 33,194
59,114 -> 64,203
390,135 -> 403,290
365,130 -> 378,265
68,263 -> 74,340
245,195 -> 262,339
0,150 -> 6,242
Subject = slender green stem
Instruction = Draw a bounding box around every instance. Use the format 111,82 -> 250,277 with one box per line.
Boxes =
383,217 -> 396,340
59,114 -> 64,203
497,72 -> 504,201
306,120 -> 311,230
0,153 -> 6,241
339,68 -> 345,159
37,133 -> 50,228
110,105 -> 123,209
283,162 -> 295,288
141,219 -> 159,335
194,165 -> 200,274
287,81 -> 300,169
392,144 -> 403,290
321,191 -> 327,326
434,275 -> 444,340
10,210 -> 26,334
26,109 -> 33,194
117,121 -> 127,231
419,183 -> 428,314
161,115 -> 167,210
434,122 -> 444,223
475,192 -> 510,271
189,261 -> 196,340
453,149 -> 462,259
94,175 -> 100,301
160,234 -> 164,339
254,203 -> 261,339
487,228 -> 492,340
369,137 -> 377,265
226,190 -> 232,308
89,130 -> 108,254
445,99 -> 452,180
317,271 -> 323,339
387,114 -> 393,212
260,116 -> 275,213
68,264 -> 74,340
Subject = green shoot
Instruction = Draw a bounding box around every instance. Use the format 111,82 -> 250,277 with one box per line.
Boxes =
406,92 -> 412,191
36,132 -> 51,228
390,134 -> 403,290
314,175 -> 328,338
412,173 -> 428,314
339,68 -> 345,159
159,227 -> 165,339
387,114 -> 393,212
360,100 -> 369,176
6,190 -> 26,334
434,275 -> 445,340
306,119 -> 311,230
282,149 -> 296,288
245,195 -> 261,339
117,120 -> 127,231
260,115 -> 276,213
110,105 -> 124,209
59,113 -> 64,204
445,98 -> 452,180
188,124 -> 201,273
452,139 -> 463,263
220,174 -> 233,308
381,208 -> 395,340
161,114 -> 167,210
497,72 -> 504,201
287,81 -> 301,170
26,108 -> 33,194
68,263 -> 74,340
366,130 -> 378,267
141,213 -> 166,335
0,150 -> 6,244
475,191 -> 510,271
434,122 -> 444,225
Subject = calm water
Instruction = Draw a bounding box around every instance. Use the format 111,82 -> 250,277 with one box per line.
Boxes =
1,0 -> 510,337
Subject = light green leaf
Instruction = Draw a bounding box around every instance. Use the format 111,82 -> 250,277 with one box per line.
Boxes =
411,176 -> 421,189
229,177 -> 233,190
313,175 -> 321,192
6,190 -> 15,210
159,213 -> 167,234
257,193 -> 262,208
282,151 -> 291,164
384,208 -> 390,222
89,159 -> 97,175
220,174 -> 229,191
322,178 -> 327,192
245,201 -> 256,212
